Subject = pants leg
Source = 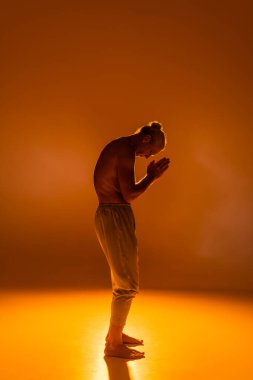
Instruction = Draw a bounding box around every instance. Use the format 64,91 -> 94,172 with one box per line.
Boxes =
94,204 -> 139,326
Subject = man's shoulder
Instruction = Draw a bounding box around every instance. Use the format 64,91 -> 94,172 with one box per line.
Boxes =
112,137 -> 135,156
107,137 -> 135,157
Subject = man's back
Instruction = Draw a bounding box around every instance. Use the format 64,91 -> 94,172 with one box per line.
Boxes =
93,136 -> 135,204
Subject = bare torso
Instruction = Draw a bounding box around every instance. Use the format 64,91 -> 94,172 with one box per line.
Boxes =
93,136 -> 135,204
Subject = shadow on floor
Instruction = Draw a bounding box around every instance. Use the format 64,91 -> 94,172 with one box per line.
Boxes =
104,356 -> 134,380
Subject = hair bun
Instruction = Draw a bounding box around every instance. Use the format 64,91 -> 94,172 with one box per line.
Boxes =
150,121 -> 163,130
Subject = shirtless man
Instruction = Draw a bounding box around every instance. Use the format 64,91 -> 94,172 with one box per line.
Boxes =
94,121 -> 170,359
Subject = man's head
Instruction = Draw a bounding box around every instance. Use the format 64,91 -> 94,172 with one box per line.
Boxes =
135,121 -> 166,158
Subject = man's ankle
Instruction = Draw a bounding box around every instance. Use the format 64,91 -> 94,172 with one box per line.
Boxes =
106,338 -> 122,346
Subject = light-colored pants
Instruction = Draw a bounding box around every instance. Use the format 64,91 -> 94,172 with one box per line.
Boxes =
94,203 -> 139,326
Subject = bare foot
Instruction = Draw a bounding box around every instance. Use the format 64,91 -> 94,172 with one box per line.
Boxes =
105,332 -> 144,346
104,343 -> 145,359
122,333 -> 144,345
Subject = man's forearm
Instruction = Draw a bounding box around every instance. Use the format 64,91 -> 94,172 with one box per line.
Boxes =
126,175 -> 155,202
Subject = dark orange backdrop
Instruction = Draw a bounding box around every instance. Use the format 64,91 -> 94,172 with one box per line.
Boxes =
1,1 -> 252,290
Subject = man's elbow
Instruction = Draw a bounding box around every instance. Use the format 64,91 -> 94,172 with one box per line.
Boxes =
123,190 -> 139,203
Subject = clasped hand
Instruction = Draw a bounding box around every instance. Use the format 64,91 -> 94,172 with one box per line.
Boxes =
147,157 -> 170,180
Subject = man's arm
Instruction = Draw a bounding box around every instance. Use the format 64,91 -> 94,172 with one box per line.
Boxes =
117,147 -> 170,203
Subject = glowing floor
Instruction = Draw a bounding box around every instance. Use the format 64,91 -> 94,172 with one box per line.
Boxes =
0,290 -> 252,380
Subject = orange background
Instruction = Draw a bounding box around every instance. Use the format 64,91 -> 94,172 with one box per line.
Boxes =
1,0 -> 252,290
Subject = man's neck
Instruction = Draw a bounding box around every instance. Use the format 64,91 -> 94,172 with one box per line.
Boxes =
128,134 -> 140,153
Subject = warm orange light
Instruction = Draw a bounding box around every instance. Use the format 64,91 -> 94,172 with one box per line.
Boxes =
1,290 -> 252,379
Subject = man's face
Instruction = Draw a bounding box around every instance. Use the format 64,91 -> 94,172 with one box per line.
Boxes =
136,136 -> 164,158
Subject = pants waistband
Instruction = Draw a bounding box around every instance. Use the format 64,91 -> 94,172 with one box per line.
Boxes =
98,203 -> 131,206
